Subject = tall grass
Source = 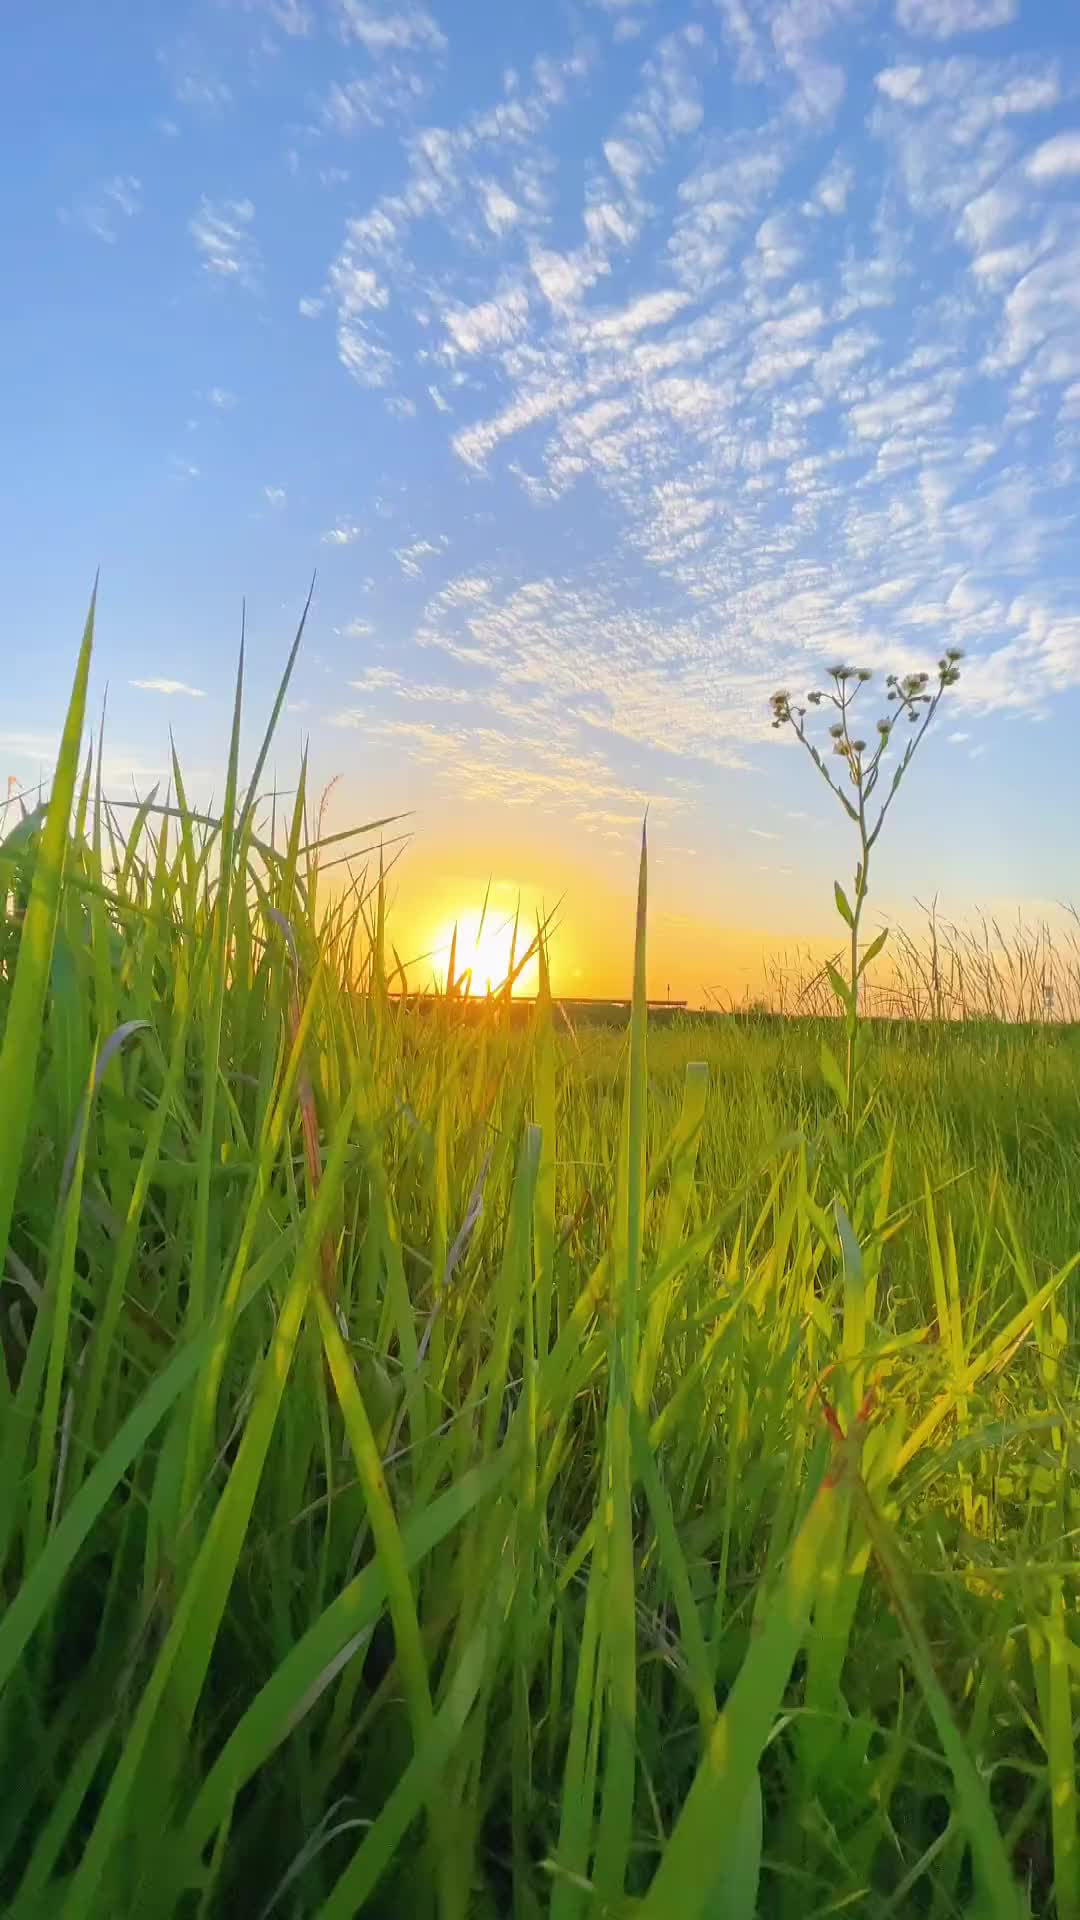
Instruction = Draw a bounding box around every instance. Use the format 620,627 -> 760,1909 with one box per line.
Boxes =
0,605 -> 1077,1917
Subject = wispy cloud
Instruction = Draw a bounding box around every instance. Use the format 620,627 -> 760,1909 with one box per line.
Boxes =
264,485 -> 287,507
130,678 -> 207,697
209,386 -> 236,409
394,537 -> 446,577
895,0 -> 1018,37
322,519 -> 363,544
335,2 -> 446,55
61,174 -> 141,243
1026,133 -> 1080,183
190,197 -> 258,285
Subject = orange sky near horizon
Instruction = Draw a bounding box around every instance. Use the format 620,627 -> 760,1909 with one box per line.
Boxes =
384,850 -> 842,1008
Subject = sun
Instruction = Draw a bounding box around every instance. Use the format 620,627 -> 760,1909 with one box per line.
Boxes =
432,909 -> 540,997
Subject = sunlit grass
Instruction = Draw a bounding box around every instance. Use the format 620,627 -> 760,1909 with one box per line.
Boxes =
0,601 -> 1077,1918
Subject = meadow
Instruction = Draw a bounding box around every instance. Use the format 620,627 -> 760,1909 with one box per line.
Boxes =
1,598 -> 1078,1919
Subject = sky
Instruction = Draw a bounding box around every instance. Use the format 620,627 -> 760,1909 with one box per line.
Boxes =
4,0 -> 1080,1002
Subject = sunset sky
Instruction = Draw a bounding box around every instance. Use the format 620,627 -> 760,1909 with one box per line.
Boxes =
5,0 -> 1080,1001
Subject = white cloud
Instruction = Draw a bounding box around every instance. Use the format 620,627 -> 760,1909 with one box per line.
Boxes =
130,678 -> 206,697
209,386 -> 236,409
190,197 -> 258,285
444,287 -> 530,355
810,156 -> 853,215
394,537 -> 444,576
1026,133 -> 1080,183
895,0 -> 1017,37
321,64 -> 428,133
62,174 -> 142,243
588,288 -> 690,345
322,520 -> 363,544
480,181 -> 521,234
336,1 -> 446,55
265,0 -> 313,33
453,380 -> 581,468
712,0 -> 767,84
299,295 -> 325,318
875,65 -> 930,105
175,73 -> 232,111
264,485 -> 287,507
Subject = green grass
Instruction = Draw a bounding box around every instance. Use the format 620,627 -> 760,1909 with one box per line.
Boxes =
0,607 -> 1078,1918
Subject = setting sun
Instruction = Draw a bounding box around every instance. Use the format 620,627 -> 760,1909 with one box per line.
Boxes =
430,909 -> 541,997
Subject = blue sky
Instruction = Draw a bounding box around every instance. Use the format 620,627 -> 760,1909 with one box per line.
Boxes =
5,0 -> 1080,995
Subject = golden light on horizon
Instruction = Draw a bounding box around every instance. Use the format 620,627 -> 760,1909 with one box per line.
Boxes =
428,908 -> 542,997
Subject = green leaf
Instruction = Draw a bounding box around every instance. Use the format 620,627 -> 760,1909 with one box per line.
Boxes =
834,880 -> 854,927
703,1775 -> 762,1920
826,963 -> 852,1011
858,927 -> 889,976
0,587 -> 95,1279
639,1470 -> 842,1918
819,1039 -> 848,1110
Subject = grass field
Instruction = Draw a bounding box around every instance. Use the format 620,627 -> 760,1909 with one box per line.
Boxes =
1,603 -> 1078,1919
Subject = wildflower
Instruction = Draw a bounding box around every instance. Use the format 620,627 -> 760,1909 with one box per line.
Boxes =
857,668 -> 872,683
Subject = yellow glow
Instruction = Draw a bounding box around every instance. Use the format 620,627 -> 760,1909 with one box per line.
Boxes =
430,909 -> 541,997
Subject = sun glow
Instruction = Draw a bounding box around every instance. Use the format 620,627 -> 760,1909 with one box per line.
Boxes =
430,909 -> 541,997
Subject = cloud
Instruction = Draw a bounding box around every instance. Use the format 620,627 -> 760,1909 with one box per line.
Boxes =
895,0 -> 1017,37
209,386 -> 236,409
481,181 -> 522,234
289,4 -> 1080,761
174,71 -> 232,112
321,66 -> 428,133
265,0 -> 313,33
1026,133 -> 1080,183
394,537 -> 445,576
335,1 -> 446,55
130,678 -> 206,697
61,174 -> 141,243
190,197 -> 258,285
322,519 -> 363,544
444,288 -> 530,356
327,242 -> 393,383
264,485 -> 287,507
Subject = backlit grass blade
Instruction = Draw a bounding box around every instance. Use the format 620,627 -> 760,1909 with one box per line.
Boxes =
60,1077 -> 364,1919
0,1301 -> 242,1696
636,1058 -> 708,1409
181,1456 -> 512,1864
638,1461 -> 843,1918
532,919 -> 557,1355
0,586 -> 95,1287
857,1480 -> 1025,1920
594,819 -> 648,1906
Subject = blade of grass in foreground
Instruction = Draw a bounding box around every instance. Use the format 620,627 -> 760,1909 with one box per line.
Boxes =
856,1481 -> 1025,1920
315,1592 -> 502,1920
60,1078 -> 365,1920
0,586 -> 95,1294
593,818 -> 648,1909
638,1456 -> 843,1919
181,1456 -> 512,1864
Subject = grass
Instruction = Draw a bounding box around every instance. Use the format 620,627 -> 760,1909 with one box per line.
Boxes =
0,603 -> 1078,1918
